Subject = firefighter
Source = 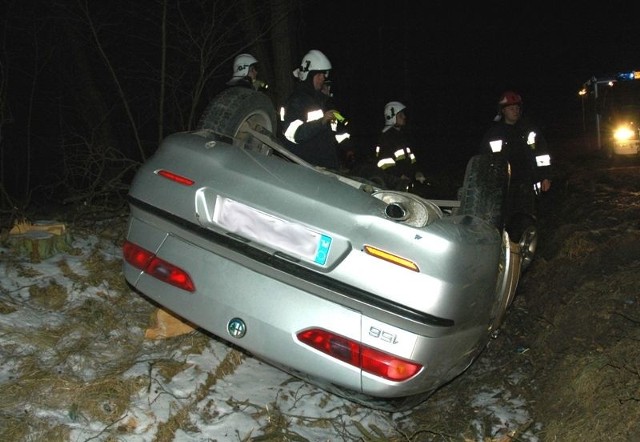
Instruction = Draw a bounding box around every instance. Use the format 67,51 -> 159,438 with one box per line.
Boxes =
480,90 -> 552,236
375,101 -> 426,187
280,49 -> 341,169
226,53 -> 266,90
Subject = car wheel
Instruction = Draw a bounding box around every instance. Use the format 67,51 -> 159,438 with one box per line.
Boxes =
198,87 -> 277,142
458,154 -> 510,231
507,213 -> 538,270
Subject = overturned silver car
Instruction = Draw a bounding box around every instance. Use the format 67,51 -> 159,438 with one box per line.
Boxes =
122,87 -> 533,410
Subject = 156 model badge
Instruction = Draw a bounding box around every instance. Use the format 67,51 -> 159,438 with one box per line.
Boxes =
362,317 -> 417,355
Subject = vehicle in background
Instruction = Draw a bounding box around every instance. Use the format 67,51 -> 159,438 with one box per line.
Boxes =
579,70 -> 640,160
604,104 -> 640,158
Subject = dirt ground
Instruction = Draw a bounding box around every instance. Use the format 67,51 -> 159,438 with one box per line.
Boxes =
400,150 -> 640,441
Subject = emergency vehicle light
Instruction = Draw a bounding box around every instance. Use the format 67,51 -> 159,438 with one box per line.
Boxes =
616,71 -> 640,81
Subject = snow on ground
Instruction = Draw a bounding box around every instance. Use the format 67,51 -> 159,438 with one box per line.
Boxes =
0,222 -> 536,441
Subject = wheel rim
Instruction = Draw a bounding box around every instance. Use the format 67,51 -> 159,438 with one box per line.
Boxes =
232,110 -> 275,153
235,110 -> 273,139
519,225 -> 538,269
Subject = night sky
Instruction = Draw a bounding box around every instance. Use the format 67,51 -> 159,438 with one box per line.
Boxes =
300,1 -> 640,168
2,1 -> 639,205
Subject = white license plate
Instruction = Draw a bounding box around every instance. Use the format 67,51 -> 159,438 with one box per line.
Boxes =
213,196 -> 331,265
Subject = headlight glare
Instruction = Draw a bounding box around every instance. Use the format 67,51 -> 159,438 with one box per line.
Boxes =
613,126 -> 635,141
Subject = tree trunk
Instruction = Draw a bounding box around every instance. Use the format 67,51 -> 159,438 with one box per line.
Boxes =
269,0 -> 297,111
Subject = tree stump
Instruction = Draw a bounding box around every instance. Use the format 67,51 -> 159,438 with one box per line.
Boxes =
7,220 -> 73,262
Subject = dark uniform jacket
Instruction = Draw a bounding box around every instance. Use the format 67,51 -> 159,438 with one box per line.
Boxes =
480,117 -> 552,187
376,126 -> 419,180
480,117 -> 552,218
281,82 -> 340,170
226,76 -> 254,89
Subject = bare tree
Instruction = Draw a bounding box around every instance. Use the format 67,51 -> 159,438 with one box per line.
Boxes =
158,0 -> 168,145
76,0 -> 147,161
0,0 -> 304,217
268,0 -> 298,109
0,31 -> 13,214
232,0 -> 299,111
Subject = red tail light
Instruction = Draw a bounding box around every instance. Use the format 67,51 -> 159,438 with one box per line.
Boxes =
297,328 -> 421,381
156,169 -> 195,186
123,240 -> 195,292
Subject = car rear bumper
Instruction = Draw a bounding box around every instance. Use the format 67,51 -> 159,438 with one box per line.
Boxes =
124,206 -> 500,398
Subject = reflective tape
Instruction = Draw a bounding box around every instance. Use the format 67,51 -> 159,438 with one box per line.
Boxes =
393,148 -> 407,160
536,154 -> 551,167
527,131 -> 537,145
377,158 -> 396,169
306,109 -> 323,122
489,140 -> 503,152
284,119 -> 304,143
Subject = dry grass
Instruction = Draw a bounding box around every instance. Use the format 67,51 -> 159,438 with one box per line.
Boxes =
152,348 -> 247,442
560,231 -> 598,260
29,280 -> 68,310
0,224 -> 165,441
0,250 -> 239,441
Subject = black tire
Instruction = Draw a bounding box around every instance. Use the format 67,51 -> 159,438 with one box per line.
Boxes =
198,87 -> 277,140
458,154 -> 510,230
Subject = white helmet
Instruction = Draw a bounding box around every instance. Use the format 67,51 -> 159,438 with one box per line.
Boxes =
293,49 -> 332,81
384,101 -> 406,126
231,53 -> 258,79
